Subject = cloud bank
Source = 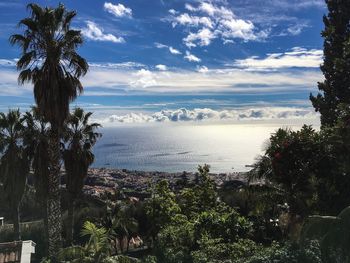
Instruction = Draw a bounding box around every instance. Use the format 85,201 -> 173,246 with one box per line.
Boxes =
102,107 -> 318,124
0,46 -> 322,96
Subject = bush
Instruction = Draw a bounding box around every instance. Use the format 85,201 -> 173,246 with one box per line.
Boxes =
246,241 -> 322,263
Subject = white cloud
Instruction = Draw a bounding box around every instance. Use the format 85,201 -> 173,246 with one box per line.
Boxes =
185,3 -> 196,12
0,69 -> 32,96
155,42 -> 168,49
155,64 -> 167,71
155,43 -> 182,55
169,46 -> 182,55
184,28 -> 215,47
104,2 -> 132,18
233,47 -> 323,70
197,66 -> 209,73
172,13 -> 213,28
0,59 -> 17,67
286,23 -> 309,36
82,21 -> 125,43
218,18 -> 260,41
272,0 -> 325,9
198,2 -> 233,18
130,69 -> 157,88
184,51 -> 201,62
168,9 -> 178,15
81,63 -> 321,94
170,1 -> 267,47
104,107 -> 317,124
223,39 -> 234,44
89,61 -> 144,69
0,48 -> 322,96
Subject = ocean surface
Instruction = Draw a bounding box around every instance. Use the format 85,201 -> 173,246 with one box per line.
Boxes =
0,94 -> 320,173
92,120 -> 319,173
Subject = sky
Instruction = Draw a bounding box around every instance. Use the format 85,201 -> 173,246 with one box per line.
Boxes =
0,0 -> 326,125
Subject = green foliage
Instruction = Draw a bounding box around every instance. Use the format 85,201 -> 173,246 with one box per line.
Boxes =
251,126 -> 319,220
59,221 -> 110,263
310,0 -> 350,126
23,108 -> 50,208
0,109 -> 30,240
155,215 -> 195,262
178,164 -> 218,218
152,165 -> 256,263
145,180 -> 181,240
191,238 -> 259,263
301,206 -> 350,262
246,241 -> 322,263
63,108 -> 101,199
63,107 -> 101,244
10,3 -> 88,126
103,201 -> 139,254
315,104 -> 350,213
11,2 -> 89,257
59,220 -> 142,263
193,209 -> 252,243
142,255 -> 157,263
104,255 -> 140,263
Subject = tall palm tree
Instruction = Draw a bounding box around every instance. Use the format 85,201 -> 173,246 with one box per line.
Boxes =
23,107 -> 51,238
0,109 -> 29,240
10,3 -> 88,256
63,108 -> 101,245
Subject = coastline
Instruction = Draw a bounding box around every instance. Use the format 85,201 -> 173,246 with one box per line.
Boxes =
82,167 -> 250,198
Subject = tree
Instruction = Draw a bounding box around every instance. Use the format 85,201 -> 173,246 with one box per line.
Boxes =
179,164 -> 218,218
10,3 -> 89,257
310,0 -> 350,127
23,107 -> 51,237
59,221 -> 110,263
108,203 -> 139,254
249,126 -> 323,239
256,126 -> 320,216
63,108 -> 101,245
145,180 -> 181,243
315,104 -> 350,214
0,109 -> 29,240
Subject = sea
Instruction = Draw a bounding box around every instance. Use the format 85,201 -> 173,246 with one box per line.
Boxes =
92,120 -> 319,173
0,94 -> 320,173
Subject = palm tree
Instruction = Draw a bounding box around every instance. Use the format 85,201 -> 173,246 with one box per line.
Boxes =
0,109 -> 29,240
63,108 -> 101,245
10,3 -> 88,256
59,221 -> 110,263
105,202 -> 138,254
23,107 -> 51,238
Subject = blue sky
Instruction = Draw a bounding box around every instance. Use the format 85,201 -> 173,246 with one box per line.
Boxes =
0,0 -> 326,124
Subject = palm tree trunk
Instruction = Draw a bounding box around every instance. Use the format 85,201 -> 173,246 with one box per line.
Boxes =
13,204 -> 21,241
47,126 -> 62,260
119,238 -> 124,254
66,196 -> 75,245
126,236 -> 130,252
42,198 -> 49,253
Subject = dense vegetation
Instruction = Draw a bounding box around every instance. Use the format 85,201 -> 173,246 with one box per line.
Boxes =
1,0 -> 350,262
